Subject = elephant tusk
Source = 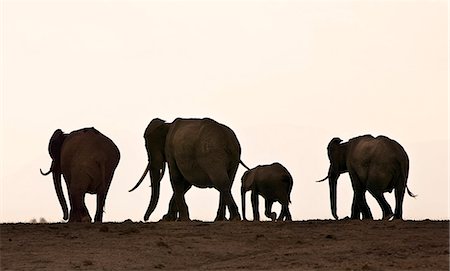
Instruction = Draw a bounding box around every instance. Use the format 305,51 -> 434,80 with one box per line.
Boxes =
316,176 -> 328,183
40,168 -> 52,176
129,163 -> 150,192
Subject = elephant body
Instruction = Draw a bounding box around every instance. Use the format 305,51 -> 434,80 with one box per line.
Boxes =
41,128 -> 120,222
130,118 -> 247,221
241,163 -> 293,221
321,135 -> 414,220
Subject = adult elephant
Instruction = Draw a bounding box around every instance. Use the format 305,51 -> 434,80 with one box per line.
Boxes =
40,128 -> 120,222
241,162 -> 293,221
129,118 -> 249,222
318,135 -> 415,220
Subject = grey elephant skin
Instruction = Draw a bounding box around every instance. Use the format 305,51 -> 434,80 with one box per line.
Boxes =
318,135 -> 415,220
130,118 -> 249,221
41,128 -> 120,222
241,163 -> 293,221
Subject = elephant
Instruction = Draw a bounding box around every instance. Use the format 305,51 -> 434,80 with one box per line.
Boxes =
241,162 -> 293,221
40,127 -> 120,222
129,118 -> 250,222
318,135 -> 416,220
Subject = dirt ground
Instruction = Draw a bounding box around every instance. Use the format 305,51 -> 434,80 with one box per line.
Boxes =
1,220 -> 448,270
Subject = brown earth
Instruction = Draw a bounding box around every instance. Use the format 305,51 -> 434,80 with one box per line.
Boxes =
1,220 -> 449,270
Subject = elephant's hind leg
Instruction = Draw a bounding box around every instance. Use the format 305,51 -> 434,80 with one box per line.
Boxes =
216,190 -> 240,221
95,191 -> 107,222
215,193 -> 226,221
69,192 -> 90,223
279,203 -> 292,221
264,200 -> 276,221
369,190 -> 393,220
210,170 -> 240,221
394,186 -> 406,220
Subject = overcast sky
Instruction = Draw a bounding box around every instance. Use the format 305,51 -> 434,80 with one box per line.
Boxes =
1,0 -> 448,222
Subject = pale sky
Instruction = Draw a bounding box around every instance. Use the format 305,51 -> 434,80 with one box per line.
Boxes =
1,0 -> 448,222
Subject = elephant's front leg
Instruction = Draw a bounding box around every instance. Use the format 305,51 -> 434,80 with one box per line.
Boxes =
173,181 -> 191,221
354,191 -> 373,219
350,193 -> 361,219
251,191 -> 260,221
162,194 -> 178,221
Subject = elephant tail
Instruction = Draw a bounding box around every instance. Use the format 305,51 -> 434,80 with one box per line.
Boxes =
282,174 -> 293,204
406,186 -> 417,198
239,160 -> 250,171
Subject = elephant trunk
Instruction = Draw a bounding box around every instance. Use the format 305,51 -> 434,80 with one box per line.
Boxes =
144,180 -> 160,221
241,188 -> 247,221
52,169 -> 68,220
329,172 -> 339,220
143,165 -> 165,221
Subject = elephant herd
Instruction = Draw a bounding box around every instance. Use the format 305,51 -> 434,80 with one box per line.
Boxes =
40,118 -> 415,223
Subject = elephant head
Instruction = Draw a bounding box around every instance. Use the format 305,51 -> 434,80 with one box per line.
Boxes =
317,137 -> 347,220
129,118 -> 170,221
241,169 -> 255,221
40,129 -> 69,220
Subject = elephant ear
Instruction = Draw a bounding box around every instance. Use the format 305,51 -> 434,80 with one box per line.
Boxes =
48,129 -> 67,169
242,170 -> 256,191
144,118 -> 166,138
327,137 -> 343,159
144,119 -> 169,152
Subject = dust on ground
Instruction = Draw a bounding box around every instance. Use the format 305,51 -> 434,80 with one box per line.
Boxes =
1,220 -> 449,270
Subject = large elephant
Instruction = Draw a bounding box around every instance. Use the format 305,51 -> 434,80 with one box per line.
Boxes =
318,135 -> 415,220
40,128 -> 120,222
241,162 -> 293,221
129,118 -> 249,221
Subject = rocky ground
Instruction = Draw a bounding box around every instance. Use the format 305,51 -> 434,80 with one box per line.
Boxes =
1,220 -> 449,270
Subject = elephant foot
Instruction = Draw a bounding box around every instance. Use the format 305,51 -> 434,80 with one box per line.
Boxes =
161,213 -> 177,221
228,214 -> 241,222
177,216 -> 191,222
214,215 -> 226,222
270,212 -> 277,222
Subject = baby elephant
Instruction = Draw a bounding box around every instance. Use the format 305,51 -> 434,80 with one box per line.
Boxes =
241,162 -> 293,221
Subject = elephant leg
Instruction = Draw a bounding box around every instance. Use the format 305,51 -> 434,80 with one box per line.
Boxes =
264,200 -> 276,221
350,193 -> 361,219
215,193 -> 226,221
94,191 -> 107,222
172,179 -> 191,221
356,191 -> 373,219
224,190 -> 240,221
278,205 -> 285,221
369,190 -> 393,220
69,191 -> 90,223
279,203 -> 292,221
81,203 -> 91,223
162,194 -> 178,221
394,186 -> 406,220
350,175 -> 372,219
251,191 -> 260,221
212,172 -> 240,221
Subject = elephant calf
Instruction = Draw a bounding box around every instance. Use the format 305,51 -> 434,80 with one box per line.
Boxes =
241,162 -> 293,221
